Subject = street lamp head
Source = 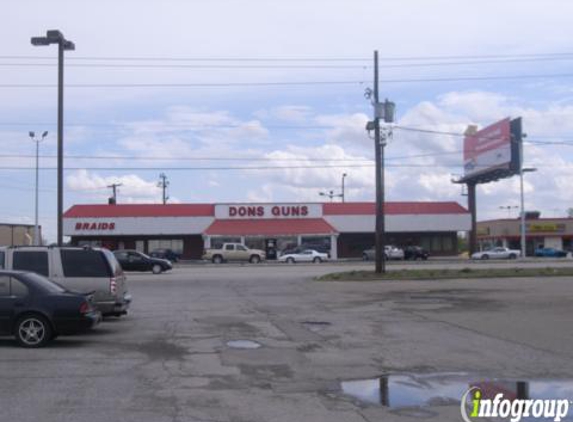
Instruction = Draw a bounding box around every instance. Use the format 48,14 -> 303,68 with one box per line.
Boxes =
47,30 -> 64,42
63,40 -> 75,51
42,131 -> 48,138
31,37 -> 51,46
32,30 -> 74,49
29,131 -> 35,138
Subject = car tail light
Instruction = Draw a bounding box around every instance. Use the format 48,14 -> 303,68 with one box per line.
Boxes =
110,277 -> 117,294
79,301 -> 91,314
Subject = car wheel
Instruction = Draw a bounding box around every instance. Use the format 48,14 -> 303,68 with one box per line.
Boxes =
508,254 -> 517,259
286,257 -> 295,264
15,315 -> 52,348
481,254 -> 489,260
212,255 -> 223,264
249,255 -> 261,264
312,257 -> 322,264
152,264 -> 163,274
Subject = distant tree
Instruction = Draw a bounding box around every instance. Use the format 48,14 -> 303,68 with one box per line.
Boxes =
568,208 -> 573,218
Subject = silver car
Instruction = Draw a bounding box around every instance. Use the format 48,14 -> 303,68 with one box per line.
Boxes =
2,246 -> 131,317
362,245 -> 405,261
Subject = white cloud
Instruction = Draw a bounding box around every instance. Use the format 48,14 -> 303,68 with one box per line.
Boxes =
66,170 -> 163,203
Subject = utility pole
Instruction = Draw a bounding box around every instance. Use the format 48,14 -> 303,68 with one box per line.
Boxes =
158,173 -> 169,204
107,183 -> 122,204
366,50 -> 395,274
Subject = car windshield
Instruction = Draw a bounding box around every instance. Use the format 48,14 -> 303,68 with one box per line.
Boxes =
23,272 -> 67,294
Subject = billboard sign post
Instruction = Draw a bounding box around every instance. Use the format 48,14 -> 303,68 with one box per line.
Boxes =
455,117 -> 523,255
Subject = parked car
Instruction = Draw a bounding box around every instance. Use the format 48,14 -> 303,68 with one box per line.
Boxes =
534,247 -> 568,258
278,249 -> 328,264
113,250 -> 173,274
202,243 -> 266,264
362,245 -> 405,261
280,242 -> 331,258
471,247 -> 520,260
1,246 -> 130,317
404,246 -> 430,260
0,270 -> 101,347
149,248 -> 181,262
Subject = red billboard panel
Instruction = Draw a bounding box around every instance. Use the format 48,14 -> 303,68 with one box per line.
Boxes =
463,118 -> 512,180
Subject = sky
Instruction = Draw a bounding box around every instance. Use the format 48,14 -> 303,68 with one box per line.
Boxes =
2,0 -> 573,242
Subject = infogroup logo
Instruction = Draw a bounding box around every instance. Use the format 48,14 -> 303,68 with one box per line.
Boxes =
461,387 -> 571,422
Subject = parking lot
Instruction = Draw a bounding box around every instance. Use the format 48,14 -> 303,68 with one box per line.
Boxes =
1,263 -> 573,422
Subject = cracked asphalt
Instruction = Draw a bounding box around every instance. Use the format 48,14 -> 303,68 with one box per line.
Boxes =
1,263 -> 572,422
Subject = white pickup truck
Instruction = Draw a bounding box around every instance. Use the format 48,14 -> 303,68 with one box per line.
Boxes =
202,243 -> 266,264
471,247 -> 521,260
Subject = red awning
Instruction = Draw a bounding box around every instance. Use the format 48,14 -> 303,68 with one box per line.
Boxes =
204,219 -> 337,236
323,201 -> 469,215
64,204 -> 215,218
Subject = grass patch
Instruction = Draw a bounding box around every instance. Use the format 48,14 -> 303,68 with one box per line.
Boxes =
316,266 -> 573,281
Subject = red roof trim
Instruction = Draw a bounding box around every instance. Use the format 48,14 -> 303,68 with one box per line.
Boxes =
64,201 -> 469,218
204,219 -> 337,236
323,202 -> 468,215
64,204 -> 215,218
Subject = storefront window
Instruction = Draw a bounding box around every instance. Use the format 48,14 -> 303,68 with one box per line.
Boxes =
431,236 -> 442,252
301,236 -> 331,253
442,236 -> 453,252
245,236 -> 265,250
148,239 -> 184,254
420,237 -> 431,251
211,237 -> 241,249
276,237 -> 298,253
78,240 -> 102,248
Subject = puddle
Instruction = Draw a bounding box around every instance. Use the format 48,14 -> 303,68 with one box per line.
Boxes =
226,340 -> 262,349
341,373 -> 573,418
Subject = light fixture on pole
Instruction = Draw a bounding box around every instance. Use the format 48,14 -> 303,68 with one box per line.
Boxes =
520,167 -> 537,258
341,173 -> 347,203
499,205 -> 518,218
29,131 -> 48,245
31,30 -> 75,247
319,190 -> 341,202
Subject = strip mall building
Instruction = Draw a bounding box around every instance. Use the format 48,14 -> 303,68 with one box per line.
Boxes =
63,202 -> 471,259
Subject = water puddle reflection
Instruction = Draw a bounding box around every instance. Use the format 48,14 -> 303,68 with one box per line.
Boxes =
341,373 -> 573,419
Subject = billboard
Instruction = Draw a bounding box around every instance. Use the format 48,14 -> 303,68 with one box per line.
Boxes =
461,117 -> 522,184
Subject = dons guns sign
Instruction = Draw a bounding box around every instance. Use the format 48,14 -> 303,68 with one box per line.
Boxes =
215,204 -> 322,219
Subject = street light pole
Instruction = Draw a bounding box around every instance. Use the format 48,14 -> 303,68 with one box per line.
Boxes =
341,173 -> 347,203
31,30 -> 75,246
520,167 -> 537,258
29,131 -> 48,245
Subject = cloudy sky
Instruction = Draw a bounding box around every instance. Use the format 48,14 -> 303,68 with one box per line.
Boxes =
2,0 -> 573,241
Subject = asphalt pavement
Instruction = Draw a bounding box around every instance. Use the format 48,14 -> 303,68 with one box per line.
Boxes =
1,263 -> 572,422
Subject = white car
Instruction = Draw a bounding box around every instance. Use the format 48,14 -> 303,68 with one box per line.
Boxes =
471,247 -> 521,260
279,249 -> 328,264
362,245 -> 405,260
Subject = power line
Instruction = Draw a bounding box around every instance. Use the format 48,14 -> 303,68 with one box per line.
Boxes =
0,163 -> 561,171
2,51 -> 573,62
2,56 -> 573,69
3,73 -> 573,89
0,150 -> 464,162
393,125 -> 465,137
